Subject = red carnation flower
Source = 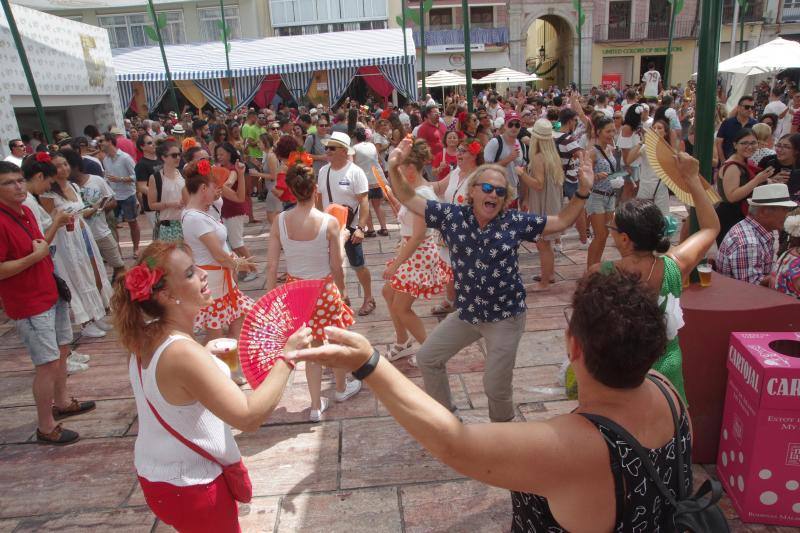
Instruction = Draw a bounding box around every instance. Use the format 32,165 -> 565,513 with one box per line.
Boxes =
125,264 -> 164,303
197,159 -> 211,176
35,152 -> 51,163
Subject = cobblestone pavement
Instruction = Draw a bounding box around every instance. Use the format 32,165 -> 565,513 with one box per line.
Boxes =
0,201 -> 786,532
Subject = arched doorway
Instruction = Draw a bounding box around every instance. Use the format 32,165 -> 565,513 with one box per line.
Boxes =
525,15 -> 573,88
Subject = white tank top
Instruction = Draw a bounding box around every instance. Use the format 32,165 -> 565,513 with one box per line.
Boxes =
278,211 -> 332,279
442,167 -> 471,206
129,334 -> 241,486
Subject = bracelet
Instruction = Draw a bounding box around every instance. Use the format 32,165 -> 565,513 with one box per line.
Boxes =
575,190 -> 590,200
352,348 -> 380,381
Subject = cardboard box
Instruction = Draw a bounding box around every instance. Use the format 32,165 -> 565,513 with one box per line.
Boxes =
718,332 -> 800,526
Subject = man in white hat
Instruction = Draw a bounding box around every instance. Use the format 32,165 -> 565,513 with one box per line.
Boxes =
717,183 -> 798,286
316,131 -> 375,316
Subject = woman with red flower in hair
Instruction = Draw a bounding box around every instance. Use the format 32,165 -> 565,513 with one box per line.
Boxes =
112,240 -> 311,532
427,137 -> 484,315
272,136 -> 300,208
431,130 -> 460,181
180,160 -> 256,380
382,139 -> 452,364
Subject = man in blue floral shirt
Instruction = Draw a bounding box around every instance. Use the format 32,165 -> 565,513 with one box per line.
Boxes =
387,138 -> 594,421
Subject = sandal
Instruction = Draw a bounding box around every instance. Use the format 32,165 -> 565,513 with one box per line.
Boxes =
377,229 -> 389,237
364,230 -> 377,238
53,398 -> 96,421
532,275 -> 556,284
431,301 -> 455,315
386,339 -> 416,361
357,298 -> 376,316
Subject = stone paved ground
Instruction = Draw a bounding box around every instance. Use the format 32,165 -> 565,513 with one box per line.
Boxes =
0,200 -> 789,532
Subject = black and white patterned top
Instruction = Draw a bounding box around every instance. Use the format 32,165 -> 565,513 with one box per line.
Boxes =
510,396 -> 692,532
424,200 -> 547,324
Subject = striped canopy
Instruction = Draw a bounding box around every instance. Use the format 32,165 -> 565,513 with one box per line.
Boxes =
112,28 -> 416,82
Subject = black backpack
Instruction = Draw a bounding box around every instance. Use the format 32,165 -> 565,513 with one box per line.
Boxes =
491,136 -> 504,163
582,377 -> 729,533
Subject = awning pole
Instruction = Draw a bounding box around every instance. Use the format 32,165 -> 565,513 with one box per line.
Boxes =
1,0 -> 51,143
462,0 -> 474,112
419,1 -> 426,99
146,0 -> 180,114
219,0 -> 235,110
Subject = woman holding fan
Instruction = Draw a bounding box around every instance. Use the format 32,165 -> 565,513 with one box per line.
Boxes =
382,140 -> 451,364
265,163 -> 361,422
113,240 -> 311,533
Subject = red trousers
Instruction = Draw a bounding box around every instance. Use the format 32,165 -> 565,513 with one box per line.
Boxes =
138,475 -> 240,533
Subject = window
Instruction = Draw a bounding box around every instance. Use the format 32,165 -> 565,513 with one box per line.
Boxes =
608,0 -> 631,40
64,15 -> 83,22
98,10 -> 185,48
270,0 -> 387,27
198,6 -> 241,42
270,0 -> 296,26
469,6 -> 493,28
647,0 -> 670,38
429,8 -> 453,30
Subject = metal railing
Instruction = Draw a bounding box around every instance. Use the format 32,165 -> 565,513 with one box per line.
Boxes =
593,20 -> 697,42
722,0 -> 764,22
783,5 -> 800,22
412,26 -> 509,47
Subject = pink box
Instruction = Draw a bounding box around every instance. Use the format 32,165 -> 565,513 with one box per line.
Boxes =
718,332 -> 800,526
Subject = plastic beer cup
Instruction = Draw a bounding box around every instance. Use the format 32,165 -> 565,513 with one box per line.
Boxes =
697,264 -> 712,287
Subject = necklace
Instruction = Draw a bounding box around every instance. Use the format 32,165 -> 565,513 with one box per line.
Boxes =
645,255 -> 657,282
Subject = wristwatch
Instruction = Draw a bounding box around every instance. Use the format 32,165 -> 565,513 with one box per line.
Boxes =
352,348 -> 380,380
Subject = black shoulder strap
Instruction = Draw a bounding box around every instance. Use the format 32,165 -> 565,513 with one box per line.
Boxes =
0,206 -> 34,240
154,169 -> 164,203
594,145 -> 617,172
325,167 -> 333,204
579,376 -> 685,508
493,136 -> 504,163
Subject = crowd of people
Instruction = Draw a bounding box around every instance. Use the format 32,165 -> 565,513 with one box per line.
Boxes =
1,71 -> 799,531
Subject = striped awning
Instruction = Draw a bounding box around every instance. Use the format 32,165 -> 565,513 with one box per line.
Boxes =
112,28 -> 416,82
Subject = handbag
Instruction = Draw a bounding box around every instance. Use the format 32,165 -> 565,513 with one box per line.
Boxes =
582,376 -> 729,533
135,359 -> 253,503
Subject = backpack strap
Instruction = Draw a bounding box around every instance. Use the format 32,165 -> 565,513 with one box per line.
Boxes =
153,169 -> 164,203
492,136 -> 504,163
325,167 -> 333,204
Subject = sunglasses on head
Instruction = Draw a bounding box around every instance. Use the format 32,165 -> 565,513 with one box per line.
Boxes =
475,182 -> 508,197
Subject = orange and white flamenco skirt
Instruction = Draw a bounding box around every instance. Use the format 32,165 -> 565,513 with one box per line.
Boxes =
387,234 -> 452,299
285,274 -> 355,342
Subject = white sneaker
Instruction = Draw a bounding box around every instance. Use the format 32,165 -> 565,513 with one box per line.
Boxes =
334,379 -> 362,402
240,271 -> 258,283
309,397 -> 329,422
81,323 -> 107,338
408,355 -> 418,368
68,351 -> 91,364
385,339 -> 416,361
93,317 -> 113,331
66,359 -> 89,375
578,240 -> 590,250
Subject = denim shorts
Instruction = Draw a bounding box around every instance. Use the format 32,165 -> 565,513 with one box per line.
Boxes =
115,194 -> 138,222
586,190 -> 616,215
368,187 -> 384,200
14,299 -> 73,366
344,236 -> 366,268
563,181 -> 578,199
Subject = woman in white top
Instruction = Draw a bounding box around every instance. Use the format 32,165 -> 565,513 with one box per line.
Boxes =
427,136 -> 483,314
622,117 -> 672,217
352,127 -> 389,237
40,152 -> 113,338
617,104 -> 646,204
266,164 -> 361,422
247,133 -> 281,225
181,160 -> 256,343
382,140 -> 451,363
147,140 -> 187,242
112,240 -> 310,532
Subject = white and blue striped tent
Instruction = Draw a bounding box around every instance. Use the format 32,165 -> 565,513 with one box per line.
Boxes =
113,28 -> 417,109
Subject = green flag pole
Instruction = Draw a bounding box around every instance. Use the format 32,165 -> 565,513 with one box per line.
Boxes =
664,0 -> 684,88
146,0 -> 180,113
1,0 -> 51,143
462,0 -> 473,112
573,0 -> 585,93
219,0 -> 235,110
419,0 -> 426,98
738,0 -> 748,54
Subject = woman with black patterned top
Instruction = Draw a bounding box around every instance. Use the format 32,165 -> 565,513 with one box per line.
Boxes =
285,270 -> 693,533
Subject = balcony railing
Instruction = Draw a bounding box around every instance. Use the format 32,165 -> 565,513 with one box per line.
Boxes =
784,5 -> 800,22
412,26 -> 508,47
722,0 -> 764,23
593,20 -> 697,42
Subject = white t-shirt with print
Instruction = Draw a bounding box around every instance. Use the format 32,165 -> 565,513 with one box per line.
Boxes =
642,70 -> 661,98
80,174 -> 115,239
317,161 -> 369,225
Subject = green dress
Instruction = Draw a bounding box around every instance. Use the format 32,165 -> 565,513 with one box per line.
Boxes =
566,257 -> 687,402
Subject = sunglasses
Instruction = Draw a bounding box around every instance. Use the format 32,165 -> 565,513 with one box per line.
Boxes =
11,144 -> 24,149
317,123 -> 330,127
741,104 -> 754,110
166,152 -> 181,158
474,182 -> 508,197
324,145 -> 340,152
507,122 -> 521,128
270,127 -> 280,131
144,140 -> 154,145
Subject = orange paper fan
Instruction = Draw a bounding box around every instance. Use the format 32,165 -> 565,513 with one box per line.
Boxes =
643,129 -> 720,207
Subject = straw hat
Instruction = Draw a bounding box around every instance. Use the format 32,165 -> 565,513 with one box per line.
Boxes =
321,131 -> 355,155
747,183 -> 798,208
531,118 -> 553,139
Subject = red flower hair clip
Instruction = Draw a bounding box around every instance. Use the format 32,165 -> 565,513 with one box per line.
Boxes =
467,141 -> 482,156
125,259 -> 164,303
181,137 -> 198,153
35,152 -> 51,163
287,150 -> 313,168
197,159 -> 211,176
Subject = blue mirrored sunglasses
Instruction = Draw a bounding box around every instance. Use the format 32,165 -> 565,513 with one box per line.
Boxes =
475,183 -> 508,197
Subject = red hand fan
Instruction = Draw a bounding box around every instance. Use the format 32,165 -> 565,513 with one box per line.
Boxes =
239,279 -> 326,387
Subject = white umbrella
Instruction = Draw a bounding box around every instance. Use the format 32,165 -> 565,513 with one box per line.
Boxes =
472,67 -> 540,85
417,70 -> 474,88
717,37 -> 800,76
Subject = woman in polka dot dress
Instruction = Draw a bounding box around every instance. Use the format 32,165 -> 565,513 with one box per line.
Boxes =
383,139 -> 452,364
266,164 -> 361,422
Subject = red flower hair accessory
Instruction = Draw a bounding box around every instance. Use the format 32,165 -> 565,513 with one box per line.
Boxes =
287,150 -> 313,167
467,141 -> 482,156
197,159 -> 211,176
35,152 -> 51,163
125,259 -> 164,303
181,137 -> 198,153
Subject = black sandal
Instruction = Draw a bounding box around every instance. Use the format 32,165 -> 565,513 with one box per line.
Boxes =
364,230 -> 377,238
377,229 -> 389,236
